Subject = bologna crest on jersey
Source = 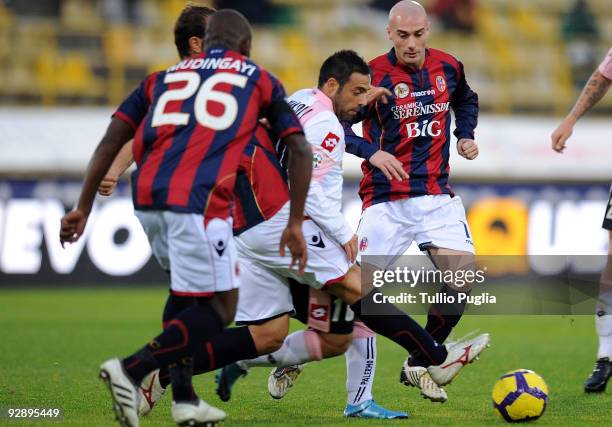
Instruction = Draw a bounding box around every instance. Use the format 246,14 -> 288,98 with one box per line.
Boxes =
436,75 -> 446,92
321,132 -> 340,152
393,82 -> 410,99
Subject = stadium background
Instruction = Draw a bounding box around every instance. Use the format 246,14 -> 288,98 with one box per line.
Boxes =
0,0 -> 611,281
0,0 -> 610,425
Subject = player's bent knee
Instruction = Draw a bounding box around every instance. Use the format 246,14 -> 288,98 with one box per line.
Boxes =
248,315 -> 290,354
319,332 -> 352,358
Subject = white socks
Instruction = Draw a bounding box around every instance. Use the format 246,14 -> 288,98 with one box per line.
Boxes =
242,329 -> 323,367
345,321 -> 376,406
596,291 -> 612,359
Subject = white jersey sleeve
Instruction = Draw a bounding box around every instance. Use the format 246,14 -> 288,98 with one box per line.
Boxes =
303,111 -> 354,246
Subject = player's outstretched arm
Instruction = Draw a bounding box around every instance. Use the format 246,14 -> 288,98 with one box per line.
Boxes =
280,133 -> 312,274
60,118 -> 135,246
98,140 -> 135,196
551,69 -> 611,153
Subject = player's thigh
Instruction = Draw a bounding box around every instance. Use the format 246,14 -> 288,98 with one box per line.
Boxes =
326,264 -> 366,305
290,279 -> 354,335
356,202 -> 415,268
135,210 -> 170,271
164,213 -> 239,296
414,195 -> 475,255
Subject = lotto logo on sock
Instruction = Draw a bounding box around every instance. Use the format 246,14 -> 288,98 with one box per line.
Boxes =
310,304 -> 328,321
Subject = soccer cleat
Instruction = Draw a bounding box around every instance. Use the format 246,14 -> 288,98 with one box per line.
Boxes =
267,364 -> 304,399
584,357 -> 611,393
171,399 -> 226,426
138,370 -> 166,416
99,358 -> 140,427
428,333 -> 490,386
343,399 -> 409,419
215,362 -> 248,402
400,363 -> 448,402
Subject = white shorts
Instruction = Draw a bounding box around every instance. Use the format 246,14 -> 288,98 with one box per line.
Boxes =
234,257 -> 294,323
234,203 -> 351,322
135,210 -> 239,296
356,195 -> 474,268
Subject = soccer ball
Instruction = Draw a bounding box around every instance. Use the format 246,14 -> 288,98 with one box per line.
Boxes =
492,369 -> 549,422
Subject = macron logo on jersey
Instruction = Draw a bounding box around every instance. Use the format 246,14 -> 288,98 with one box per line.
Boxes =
322,132 -> 340,152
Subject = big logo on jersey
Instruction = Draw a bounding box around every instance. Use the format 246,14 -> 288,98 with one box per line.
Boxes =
322,132 -> 340,152
406,119 -> 442,138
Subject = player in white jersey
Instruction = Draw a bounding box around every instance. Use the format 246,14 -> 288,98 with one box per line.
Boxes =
225,50 -> 408,418
551,47 -> 612,393
218,50 -> 490,418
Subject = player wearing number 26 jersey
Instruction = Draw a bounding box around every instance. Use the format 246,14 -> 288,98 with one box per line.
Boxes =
114,47 -> 302,221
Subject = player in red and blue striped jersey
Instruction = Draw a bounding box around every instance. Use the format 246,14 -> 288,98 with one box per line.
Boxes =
344,1 -> 484,402
60,10 -> 312,427
232,126 -> 290,235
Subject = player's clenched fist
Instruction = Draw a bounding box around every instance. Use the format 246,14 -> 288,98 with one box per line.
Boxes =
279,223 -> 308,275
98,173 -> 118,196
550,118 -> 574,153
59,209 -> 89,247
343,234 -> 358,263
457,138 -> 479,160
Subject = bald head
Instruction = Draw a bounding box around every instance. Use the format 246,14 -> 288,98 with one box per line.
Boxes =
388,0 -> 427,25
386,1 -> 430,69
204,9 -> 252,56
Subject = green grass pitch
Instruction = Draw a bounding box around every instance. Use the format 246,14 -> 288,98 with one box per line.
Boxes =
0,287 -> 610,426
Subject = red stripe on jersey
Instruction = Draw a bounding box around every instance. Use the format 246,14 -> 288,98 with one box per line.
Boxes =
113,111 -> 138,131
166,124 -> 216,207
144,72 -> 158,103
204,100 -> 260,221
425,64 -> 450,195
136,79 -> 183,206
251,146 -> 289,218
386,73 -> 413,201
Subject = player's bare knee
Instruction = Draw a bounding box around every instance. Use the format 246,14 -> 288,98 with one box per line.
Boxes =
248,315 -> 289,354
319,332 -> 352,358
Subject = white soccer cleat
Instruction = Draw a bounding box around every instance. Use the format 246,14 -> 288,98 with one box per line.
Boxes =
138,369 -> 166,417
267,364 -> 304,399
400,363 -> 448,402
99,358 -> 140,427
171,398 -> 226,426
428,333 -> 490,386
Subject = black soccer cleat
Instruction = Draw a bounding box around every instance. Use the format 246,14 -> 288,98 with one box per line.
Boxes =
584,357 -> 611,393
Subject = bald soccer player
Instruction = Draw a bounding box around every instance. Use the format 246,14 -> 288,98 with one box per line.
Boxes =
552,47 -> 612,393
344,0 -> 488,403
